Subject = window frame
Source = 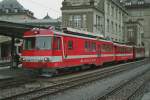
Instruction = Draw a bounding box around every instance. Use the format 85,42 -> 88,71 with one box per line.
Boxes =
68,40 -> 73,50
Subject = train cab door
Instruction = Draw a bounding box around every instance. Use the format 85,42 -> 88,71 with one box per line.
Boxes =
53,36 -> 63,62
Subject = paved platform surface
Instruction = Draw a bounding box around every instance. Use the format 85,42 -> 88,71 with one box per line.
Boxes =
0,66 -> 27,80
141,82 -> 150,100
0,75 -> 12,80
141,93 -> 150,100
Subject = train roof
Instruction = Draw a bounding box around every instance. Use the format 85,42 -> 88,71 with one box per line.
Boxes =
54,28 -> 113,43
113,43 -> 133,48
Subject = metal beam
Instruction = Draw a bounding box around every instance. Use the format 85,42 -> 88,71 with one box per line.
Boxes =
0,20 -> 36,38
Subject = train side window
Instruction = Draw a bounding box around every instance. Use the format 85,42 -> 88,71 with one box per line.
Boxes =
102,44 -> 112,52
85,41 -> 88,49
53,37 -> 61,50
85,41 -> 91,51
68,40 -> 73,50
92,42 -> 96,51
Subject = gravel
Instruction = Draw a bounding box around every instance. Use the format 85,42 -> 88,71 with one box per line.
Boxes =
43,63 -> 150,100
141,82 -> 150,100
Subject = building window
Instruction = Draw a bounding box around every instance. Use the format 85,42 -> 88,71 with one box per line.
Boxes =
5,9 -> 9,13
96,15 -> 101,31
138,0 -> 144,5
112,6 -> 114,18
73,15 -> 81,28
111,21 -> 114,34
107,19 -> 109,32
116,8 -> 118,19
14,9 -> 18,13
82,14 -> 87,29
69,15 -> 82,28
128,29 -> 133,39
125,2 -> 131,6
119,25 -> 121,33
107,2 -> 110,15
111,5 -> 113,16
116,24 -> 117,34
69,15 -> 73,27
119,11 -> 121,22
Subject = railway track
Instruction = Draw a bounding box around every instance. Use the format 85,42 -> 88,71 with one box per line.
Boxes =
0,59 -> 148,100
0,77 -> 36,90
98,70 -> 150,100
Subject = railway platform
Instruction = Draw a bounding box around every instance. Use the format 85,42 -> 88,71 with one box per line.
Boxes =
0,75 -> 12,80
0,65 -> 26,80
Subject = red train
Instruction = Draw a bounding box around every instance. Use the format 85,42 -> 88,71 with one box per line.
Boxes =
21,27 -> 145,75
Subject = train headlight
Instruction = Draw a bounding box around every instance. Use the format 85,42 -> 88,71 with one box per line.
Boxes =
20,57 -> 25,62
44,57 -> 50,62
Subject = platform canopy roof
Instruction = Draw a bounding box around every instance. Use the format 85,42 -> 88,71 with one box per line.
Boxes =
0,20 -> 36,38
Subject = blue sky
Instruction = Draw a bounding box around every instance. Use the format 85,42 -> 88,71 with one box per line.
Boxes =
0,0 -> 64,19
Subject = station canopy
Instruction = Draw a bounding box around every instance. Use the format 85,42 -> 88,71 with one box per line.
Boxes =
0,20 -> 36,38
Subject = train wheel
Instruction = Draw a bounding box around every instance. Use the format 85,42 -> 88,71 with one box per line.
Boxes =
40,68 -> 58,77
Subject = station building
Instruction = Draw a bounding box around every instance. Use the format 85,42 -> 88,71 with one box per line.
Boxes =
0,0 -> 35,61
61,0 -> 129,43
123,0 -> 150,57
61,0 -> 105,37
125,19 -> 144,46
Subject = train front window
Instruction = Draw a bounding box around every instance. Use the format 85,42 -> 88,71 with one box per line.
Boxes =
24,37 -> 52,50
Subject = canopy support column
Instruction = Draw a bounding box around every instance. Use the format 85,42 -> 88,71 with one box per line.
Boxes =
11,36 -> 17,68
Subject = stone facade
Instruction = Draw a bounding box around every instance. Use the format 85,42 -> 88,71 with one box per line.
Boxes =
104,0 -> 128,43
125,20 -> 144,46
61,0 -> 128,42
61,0 -> 104,37
123,0 -> 150,56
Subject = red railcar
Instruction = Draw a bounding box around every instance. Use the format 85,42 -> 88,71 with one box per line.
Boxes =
133,46 -> 145,59
21,27 -> 145,74
114,43 -> 133,62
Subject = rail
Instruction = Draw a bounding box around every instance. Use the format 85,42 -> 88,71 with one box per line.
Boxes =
0,59 -> 148,100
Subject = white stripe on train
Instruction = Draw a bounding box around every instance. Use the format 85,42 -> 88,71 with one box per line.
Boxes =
22,53 -> 133,62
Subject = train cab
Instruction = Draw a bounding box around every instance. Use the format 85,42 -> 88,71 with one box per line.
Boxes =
21,28 -> 63,70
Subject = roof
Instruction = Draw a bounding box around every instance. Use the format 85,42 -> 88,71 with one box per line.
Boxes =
125,0 -> 150,3
0,20 -> 36,38
43,13 -> 53,20
124,0 -> 150,5
0,0 -> 25,10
